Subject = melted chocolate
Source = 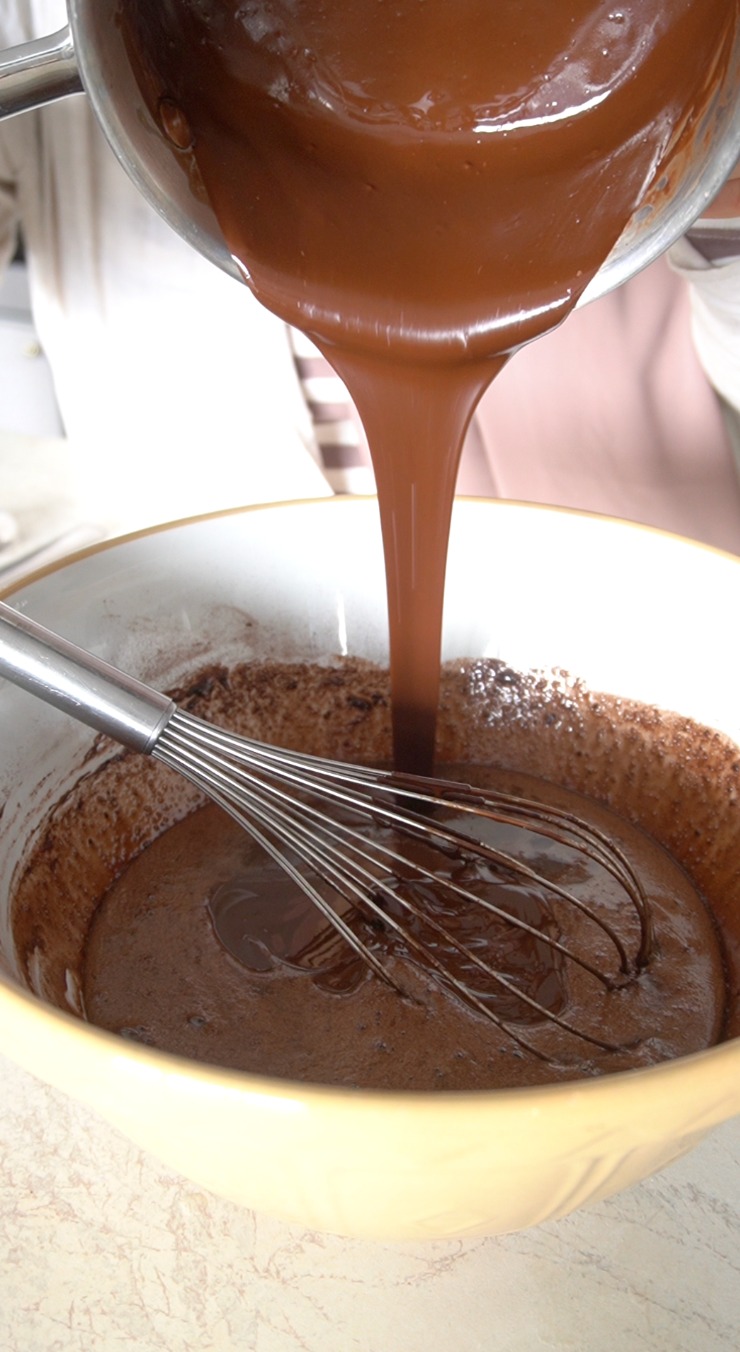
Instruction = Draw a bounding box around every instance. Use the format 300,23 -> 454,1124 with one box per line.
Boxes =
208,864 -> 368,994
121,0 -> 737,770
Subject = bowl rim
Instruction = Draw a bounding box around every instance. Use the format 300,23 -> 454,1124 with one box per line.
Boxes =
5,493 -> 740,602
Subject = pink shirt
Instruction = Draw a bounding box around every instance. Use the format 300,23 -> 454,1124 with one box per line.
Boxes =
465,254 -> 740,555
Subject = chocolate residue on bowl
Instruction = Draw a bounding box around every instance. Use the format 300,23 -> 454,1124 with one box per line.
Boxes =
10,657 -> 740,1089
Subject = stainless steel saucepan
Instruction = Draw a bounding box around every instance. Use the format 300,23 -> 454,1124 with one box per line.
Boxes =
0,1 -> 738,299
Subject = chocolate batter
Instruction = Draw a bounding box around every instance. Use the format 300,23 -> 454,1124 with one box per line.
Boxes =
11,658 -> 739,1090
121,0 -> 737,770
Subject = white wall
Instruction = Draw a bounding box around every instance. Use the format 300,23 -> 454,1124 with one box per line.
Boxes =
0,262 -> 63,438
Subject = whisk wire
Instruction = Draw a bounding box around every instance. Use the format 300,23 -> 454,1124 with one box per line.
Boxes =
154,708 -> 647,1056
155,736 -> 614,1057
165,712 -> 652,973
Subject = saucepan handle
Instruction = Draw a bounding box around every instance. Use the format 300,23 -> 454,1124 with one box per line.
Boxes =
0,25 -> 82,119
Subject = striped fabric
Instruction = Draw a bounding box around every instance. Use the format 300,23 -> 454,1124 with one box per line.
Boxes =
288,328 -> 376,494
288,326 -> 497,498
289,325 -> 501,499
686,225 -> 740,264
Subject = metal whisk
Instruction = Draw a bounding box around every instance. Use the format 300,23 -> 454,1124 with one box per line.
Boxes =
0,599 -> 654,1061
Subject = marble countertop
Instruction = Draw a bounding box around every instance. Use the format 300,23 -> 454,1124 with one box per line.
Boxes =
0,1050 -> 738,1351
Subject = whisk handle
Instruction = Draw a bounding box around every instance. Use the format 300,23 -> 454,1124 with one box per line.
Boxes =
0,600 -> 175,753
